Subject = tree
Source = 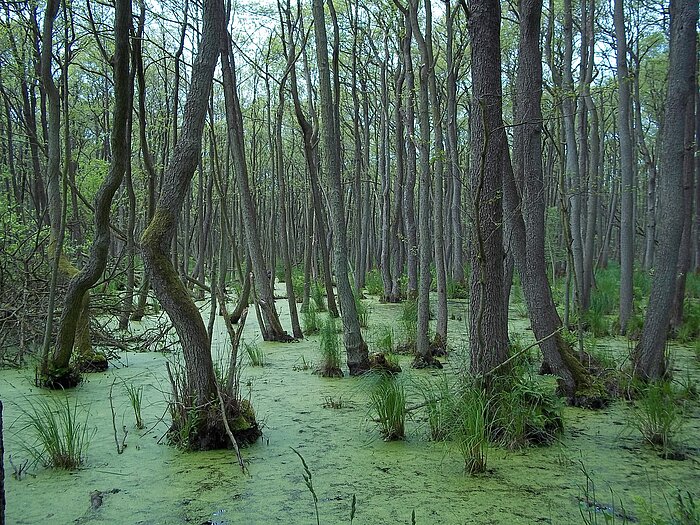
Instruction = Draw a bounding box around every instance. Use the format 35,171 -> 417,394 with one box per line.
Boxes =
141,0 -> 223,418
466,0 -> 509,383
40,0 -> 132,387
311,0 -> 370,375
614,0 -> 635,334
633,0 -> 698,380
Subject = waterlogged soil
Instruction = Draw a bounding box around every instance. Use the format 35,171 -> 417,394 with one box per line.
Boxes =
1,295 -> 699,524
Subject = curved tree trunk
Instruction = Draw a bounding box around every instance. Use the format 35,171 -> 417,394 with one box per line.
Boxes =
141,0 -> 224,408
633,0 -> 697,380
41,0 -> 132,387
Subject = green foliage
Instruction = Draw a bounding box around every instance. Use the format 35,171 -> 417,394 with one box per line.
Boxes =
416,373 -> 454,441
400,299 -> 418,346
451,386 -> 489,474
372,325 -> 395,354
446,278 -> 468,300
318,317 -> 342,377
629,381 -> 685,453
674,300 -> 700,344
124,382 -> 145,429
312,281 -> 327,312
303,304 -> 320,335
491,374 -> 564,449
22,396 -> 94,470
292,267 -> 305,300
244,341 -> 266,367
354,288 -> 370,328
367,372 -> 406,441
364,269 -> 383,296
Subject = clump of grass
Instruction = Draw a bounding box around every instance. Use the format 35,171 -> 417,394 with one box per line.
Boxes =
312,281 -> 326,312
416,373 -> 454,441
675,300 -> 700,344
491,374 -> 563,449
399,299 -> 418,348
317,317 -> 343,377
446,278 -> 468,299
244,341 -> 266,367
302,304 -> 320,335
630,380 -> 684,453
372,325 -> 395,354
22,396 -> 94,470
364,269 -> 383,296
367,372 -> 406,440
124,382 -> 145,429
451,386 -> 489,474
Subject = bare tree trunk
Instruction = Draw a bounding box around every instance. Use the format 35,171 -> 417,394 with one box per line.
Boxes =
42,0 -> 132,386
467,0 -> 509,384
614,0 -> 635,334
670,59 -> 697,330
220,33 -> 291,342
633,0 -> 697,380
312,0 -> 369,375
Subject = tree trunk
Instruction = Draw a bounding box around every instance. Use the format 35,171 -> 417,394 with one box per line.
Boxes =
467,0 -> 509,383
312,0 -> 369,375
220,33 -> 291,342
633,0 -> 697,380
141,0 -> 224,407
614,0 -> 635,334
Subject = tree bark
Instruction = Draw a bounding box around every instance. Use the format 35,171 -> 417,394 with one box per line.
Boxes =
141,0 -> 224,407
614,0 -> 635,334
633,0 -> 697,380
312,0 -> 369,375
467,0 -> 509,383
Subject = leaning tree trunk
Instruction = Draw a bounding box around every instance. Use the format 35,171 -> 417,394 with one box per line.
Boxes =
220,33 -> 292,342
312,0 -> 369,375
633,0 -> 697,380
467,0 -> 509,384
41,0 -> 132,388
141,0 -> 224,409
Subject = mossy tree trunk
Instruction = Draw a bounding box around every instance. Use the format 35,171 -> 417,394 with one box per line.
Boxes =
141,0 -> 224,408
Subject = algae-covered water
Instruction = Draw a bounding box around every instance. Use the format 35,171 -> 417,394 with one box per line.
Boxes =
1,295 -> 698,524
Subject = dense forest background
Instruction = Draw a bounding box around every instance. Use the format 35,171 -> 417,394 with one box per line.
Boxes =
0,0 -> 698,459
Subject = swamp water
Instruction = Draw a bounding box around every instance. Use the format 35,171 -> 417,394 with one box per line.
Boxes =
1,297 -> 699,524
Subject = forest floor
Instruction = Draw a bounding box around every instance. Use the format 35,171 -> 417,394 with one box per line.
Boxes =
1,291 -> 699,524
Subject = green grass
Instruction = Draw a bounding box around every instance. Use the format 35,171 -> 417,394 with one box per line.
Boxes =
244,341 -> 266,367
318,317 -> 343,377
354,288 -> 370,328
22,396 -> 94,470
372,325 -> 395,354
630,380 -> 685,453
312,281 -> 326,312
124,382 -> 145,429
302,304 -> 320,335
365,269 -> 383,296
451,386 -> 489,474
367,372 -> 406,441
400,299 -> 418,346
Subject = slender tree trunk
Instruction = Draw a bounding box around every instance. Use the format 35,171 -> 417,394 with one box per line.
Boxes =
633,0 -> 697,380
614,0 -> 635,334
141,0 -> 224,407
312,0 -> 369,375
220,33 -> 291,342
